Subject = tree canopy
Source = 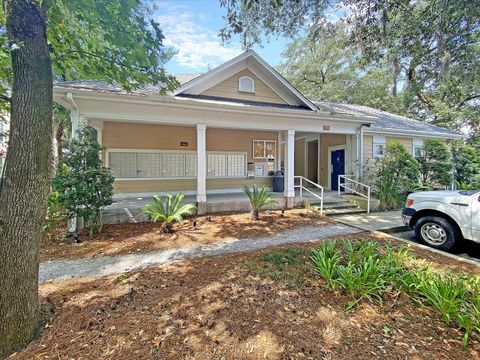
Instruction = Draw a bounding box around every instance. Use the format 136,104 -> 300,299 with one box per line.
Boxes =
0,0 -> 178,105
221,0 -> 480,137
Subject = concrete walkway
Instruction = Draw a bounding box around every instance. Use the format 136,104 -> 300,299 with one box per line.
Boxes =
39,223 -> 361,283
333,210 -> 406,232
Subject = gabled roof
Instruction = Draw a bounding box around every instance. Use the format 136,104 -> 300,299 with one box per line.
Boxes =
175,50 -> 318,111
314,101 -> 464,138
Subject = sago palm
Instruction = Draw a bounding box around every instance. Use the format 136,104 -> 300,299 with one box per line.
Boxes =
242,184 -> 276,220
143,193 -> 197,233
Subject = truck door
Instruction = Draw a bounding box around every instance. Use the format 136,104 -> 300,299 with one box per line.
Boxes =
472,193 -> 480,242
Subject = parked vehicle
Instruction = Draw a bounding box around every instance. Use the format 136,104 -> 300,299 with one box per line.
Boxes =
402,190 -> 480,250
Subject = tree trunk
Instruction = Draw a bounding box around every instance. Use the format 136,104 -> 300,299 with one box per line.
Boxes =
161,221 -> 173,234
0,0 -> 53,357
250,209 -> 260,221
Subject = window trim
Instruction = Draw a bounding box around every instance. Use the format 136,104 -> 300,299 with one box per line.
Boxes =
253,139 -> 277,160
372,136 -> 386,158
412,138 -> 424,158
238,75 -> 255,93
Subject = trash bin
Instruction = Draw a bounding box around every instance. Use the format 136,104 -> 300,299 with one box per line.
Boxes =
272,170 -> 284,192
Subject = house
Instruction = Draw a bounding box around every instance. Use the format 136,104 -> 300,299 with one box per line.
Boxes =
53,50 -> 463,215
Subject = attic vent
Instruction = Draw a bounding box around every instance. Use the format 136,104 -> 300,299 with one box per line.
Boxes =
323,125 -> 331,131
238,76 -> 255,93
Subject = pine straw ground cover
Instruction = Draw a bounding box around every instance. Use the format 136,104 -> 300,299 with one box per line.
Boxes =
14,234 -> 480,359
41,209 -> 334,261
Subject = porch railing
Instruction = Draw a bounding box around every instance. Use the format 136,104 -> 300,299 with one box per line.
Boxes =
338,174 -> 371,214
294,176 -> 324,214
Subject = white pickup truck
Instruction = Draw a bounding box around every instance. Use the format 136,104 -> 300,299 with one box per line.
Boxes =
402,190 -> 480,250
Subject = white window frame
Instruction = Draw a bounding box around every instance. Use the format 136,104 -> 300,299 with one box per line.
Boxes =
207,151 -> 247,179
238,76 -> 255,93
253,139 -> 277,160
106,149 -> 197,180
373,136 -> 386,158
412,138 -> 424,158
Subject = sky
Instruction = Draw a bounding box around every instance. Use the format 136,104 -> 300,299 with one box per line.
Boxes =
155,0 -> 290,75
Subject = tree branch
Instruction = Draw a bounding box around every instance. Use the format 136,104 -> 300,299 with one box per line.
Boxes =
457,94 -> 480,108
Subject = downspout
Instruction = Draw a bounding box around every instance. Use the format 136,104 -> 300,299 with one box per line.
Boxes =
359,123 -> 371,179
65,92 -> 79,137
64,92 -> 80,241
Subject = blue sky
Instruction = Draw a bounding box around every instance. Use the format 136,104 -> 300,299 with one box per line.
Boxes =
155,0 -> 290,75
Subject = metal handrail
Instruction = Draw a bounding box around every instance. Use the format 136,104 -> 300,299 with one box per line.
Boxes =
294,176 -> 324,214
338,174 -> 371,213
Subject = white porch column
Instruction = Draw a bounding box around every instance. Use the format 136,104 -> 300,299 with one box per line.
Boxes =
284,129 -> 295,207
276,131 -> 282,171
196,124 -> 207,214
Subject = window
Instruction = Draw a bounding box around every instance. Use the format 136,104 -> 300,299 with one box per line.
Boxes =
108,151 -> 196,179
253,140 -> 276,159
413,139 -> 424,158
207,152 -> 246,178
373,136 -> 386,158
238,76 -> 255,93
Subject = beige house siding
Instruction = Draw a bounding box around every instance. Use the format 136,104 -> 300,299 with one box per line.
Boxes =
319,134 -> 346,187
207,177 -> 270,190
103,122 -> 197,150
201,69 -> 287,104
294,138 -> 305,176
363,135 -> 373,161
104,122 -> 276,194
207,128 -> 277,163
113,179 -> 196,193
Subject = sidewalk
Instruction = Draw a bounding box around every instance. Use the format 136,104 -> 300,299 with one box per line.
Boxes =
333,210 -> 407,232
39,223 -> 361,283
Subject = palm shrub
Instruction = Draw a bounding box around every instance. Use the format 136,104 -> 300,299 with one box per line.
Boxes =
143,193 -> 196,233
242,184 -> 276,220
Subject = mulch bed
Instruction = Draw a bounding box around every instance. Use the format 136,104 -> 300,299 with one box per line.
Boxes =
13,233 -> 480,359
41,209 -> 335,261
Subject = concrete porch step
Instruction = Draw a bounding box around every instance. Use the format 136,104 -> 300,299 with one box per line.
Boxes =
324,207 -> 367,216
322,202 -> 358,210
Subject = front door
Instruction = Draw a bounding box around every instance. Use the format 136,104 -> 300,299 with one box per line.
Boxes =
331,149 -> 345,190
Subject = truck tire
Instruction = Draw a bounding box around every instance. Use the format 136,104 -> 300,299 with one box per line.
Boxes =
414,216 -> 459,251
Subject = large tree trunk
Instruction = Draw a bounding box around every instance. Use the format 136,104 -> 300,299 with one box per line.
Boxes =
0,0 -> 53,357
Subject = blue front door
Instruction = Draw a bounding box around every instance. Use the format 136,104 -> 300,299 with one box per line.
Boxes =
331,149 -> 345,190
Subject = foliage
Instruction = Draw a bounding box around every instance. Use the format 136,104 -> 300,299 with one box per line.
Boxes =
53,127 -> 114,235
43,191 -> 65,239
278,23 -> 403,113
220,0 -> 480,138
310,239 -> 480,348
418,139 -> 453,187
370,141 -> 419,210
242,184 -> 276,220
260,248 -> 308,287
451,140 -> 480,189
143,193 -> 196,234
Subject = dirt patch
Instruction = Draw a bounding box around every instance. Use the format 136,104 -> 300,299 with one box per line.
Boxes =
15,234 -> 480,359
41,209 -> 334,261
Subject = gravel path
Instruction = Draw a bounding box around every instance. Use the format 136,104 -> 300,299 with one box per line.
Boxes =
40,223 -> 360,283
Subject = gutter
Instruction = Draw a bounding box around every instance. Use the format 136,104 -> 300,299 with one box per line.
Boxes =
363,127 -> 465,140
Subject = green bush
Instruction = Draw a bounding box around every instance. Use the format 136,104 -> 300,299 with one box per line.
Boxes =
452,140 -> 480,189
418,139 -> 453,187
310,239 -> 480,348
53,127 -> 114,235
372,141 -> 419,210
143,193 -> 196,233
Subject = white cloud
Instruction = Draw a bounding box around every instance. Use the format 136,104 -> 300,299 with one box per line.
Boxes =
156,2 -> 242,71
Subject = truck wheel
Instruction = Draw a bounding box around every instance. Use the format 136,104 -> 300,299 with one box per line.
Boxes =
414,216 -> 459,250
